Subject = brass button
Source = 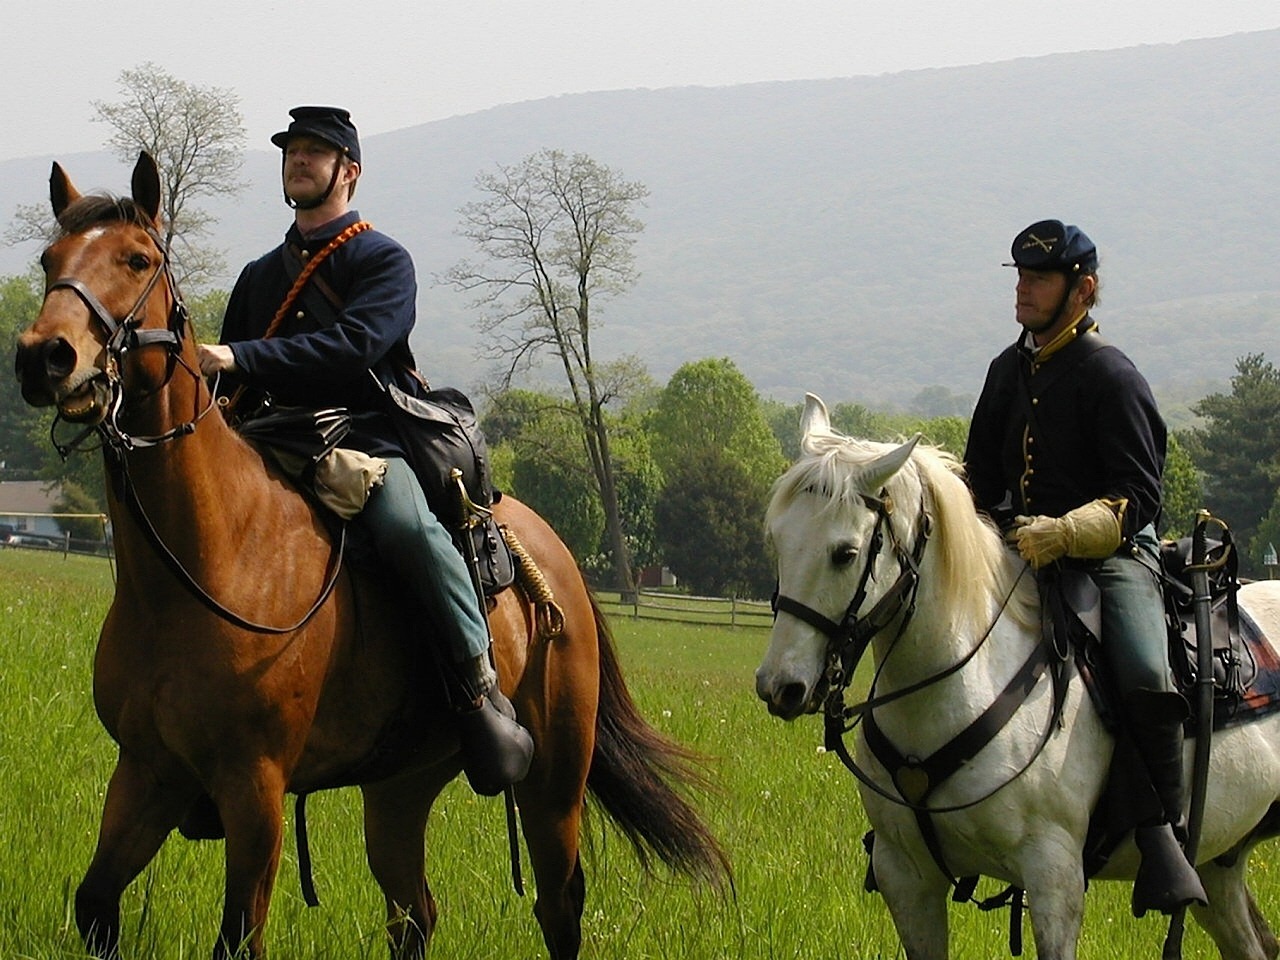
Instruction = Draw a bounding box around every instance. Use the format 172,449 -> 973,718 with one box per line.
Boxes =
296,310 -> 305,320
300,249 -> 310,258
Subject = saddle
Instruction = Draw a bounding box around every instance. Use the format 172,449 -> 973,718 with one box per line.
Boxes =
1045,536 -> 1280,879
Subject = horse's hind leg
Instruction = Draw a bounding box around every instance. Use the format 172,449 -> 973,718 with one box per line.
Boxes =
75,753 -> 193,958
1193,855 -> 1279,960
519,791 -> 586,960
361,767 -> 449,960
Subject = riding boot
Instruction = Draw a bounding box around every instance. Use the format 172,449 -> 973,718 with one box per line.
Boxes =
1125,688 -> 1208,916
454,652 -> 534,797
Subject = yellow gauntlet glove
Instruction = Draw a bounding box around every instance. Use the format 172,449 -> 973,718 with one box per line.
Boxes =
1013,498 -> 1124,569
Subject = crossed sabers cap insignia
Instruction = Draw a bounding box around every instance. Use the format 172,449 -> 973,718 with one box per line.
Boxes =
1021,232 -> 1059,253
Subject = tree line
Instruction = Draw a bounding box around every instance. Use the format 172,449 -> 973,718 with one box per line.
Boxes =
5,65 -> 1279,588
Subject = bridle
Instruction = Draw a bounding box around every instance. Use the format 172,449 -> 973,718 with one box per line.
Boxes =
44,222 -> 215,458
772,485 -> 932,720
40,222 -> 343,634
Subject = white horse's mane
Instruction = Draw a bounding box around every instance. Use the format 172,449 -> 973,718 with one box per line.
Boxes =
768,426 -> 1036,633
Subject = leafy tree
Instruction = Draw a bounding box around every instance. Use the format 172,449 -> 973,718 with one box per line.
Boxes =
649,358 -> 787,488
1161,432 -> 1204,540
654,448 -> 775,599
93,63 -> 246,288
0,271 -> 46,479
450,149 -> 649,591
607,428 -> 663,571
52,481 -> 108,541
482,388 -> 661,577
1184,353 -> 1280,573
649,358 -> 786,596
1252,491 -> 1280,575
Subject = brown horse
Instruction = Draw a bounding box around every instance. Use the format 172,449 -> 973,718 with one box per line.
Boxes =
14,153 -> 728,960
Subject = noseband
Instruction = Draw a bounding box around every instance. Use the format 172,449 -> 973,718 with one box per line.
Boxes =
43,224 -> 213,456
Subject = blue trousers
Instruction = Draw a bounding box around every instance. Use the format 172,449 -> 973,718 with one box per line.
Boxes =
1093,526 -> 1174,696
354,457 -> 489,662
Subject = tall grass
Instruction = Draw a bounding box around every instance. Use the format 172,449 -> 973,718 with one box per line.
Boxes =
0,549 -> 1268,957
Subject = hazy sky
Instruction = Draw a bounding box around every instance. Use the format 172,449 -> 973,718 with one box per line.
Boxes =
6,0 -> 1279,162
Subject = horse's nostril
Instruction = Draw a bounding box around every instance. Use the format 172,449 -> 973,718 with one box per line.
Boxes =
778,682 -> 807,712
42,337 -> 77,381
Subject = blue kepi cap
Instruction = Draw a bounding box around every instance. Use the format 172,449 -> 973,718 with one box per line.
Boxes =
271,106 -> 361,165
1004,219 -> 1097,274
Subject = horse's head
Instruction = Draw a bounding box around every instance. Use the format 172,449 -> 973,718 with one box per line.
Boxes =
15,152 -> 186,430
755,393 -> 925,720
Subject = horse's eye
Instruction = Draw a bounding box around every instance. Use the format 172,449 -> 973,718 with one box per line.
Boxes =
128,252 -> 151,271
832,543 -> 859,566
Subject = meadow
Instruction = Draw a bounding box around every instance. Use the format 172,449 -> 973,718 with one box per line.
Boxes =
0,549 -> 1270,958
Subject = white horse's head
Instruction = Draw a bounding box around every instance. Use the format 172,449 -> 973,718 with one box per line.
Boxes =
755,393 -> 1018,720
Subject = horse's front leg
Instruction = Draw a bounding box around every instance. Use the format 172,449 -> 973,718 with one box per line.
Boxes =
361,766 -> 451,960
76,752 -> 193,958
869,830 -> 951,960
213,762 -> 287,959
1018,829 -> 1086,960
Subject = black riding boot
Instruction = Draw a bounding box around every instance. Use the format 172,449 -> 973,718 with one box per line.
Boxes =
454,653 -> 534,796
1125,688 -> 1208,917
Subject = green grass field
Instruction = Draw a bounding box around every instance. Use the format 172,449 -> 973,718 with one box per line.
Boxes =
0,549 -> 1267,958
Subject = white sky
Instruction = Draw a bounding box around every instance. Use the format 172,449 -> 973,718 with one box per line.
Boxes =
5,0 -> 1279,163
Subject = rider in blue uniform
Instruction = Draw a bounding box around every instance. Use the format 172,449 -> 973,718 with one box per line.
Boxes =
198,106 -> 531,796
964,220 -> 1207,915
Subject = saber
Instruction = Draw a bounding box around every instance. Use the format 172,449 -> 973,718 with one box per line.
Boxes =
1163,509 -> 1226,958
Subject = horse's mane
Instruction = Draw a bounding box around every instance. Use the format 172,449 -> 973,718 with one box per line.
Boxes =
767,427 -> 1036,634
54,194 -> 153,238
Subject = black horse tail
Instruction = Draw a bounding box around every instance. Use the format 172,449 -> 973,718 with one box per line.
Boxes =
584,593 -> 732,888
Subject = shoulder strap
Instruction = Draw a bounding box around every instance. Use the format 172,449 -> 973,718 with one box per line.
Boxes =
223,220 -> 373,419
265,220 -> 373,339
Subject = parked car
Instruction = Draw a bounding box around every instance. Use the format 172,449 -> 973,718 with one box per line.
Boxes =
3,533 -> 62,550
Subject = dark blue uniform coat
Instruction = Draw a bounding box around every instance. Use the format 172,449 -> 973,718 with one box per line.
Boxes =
963,316 -> 1167,540
219,210 -> 422,458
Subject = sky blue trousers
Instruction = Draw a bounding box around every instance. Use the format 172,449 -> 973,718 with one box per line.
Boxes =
1094,526 -> 1173,696
355,457 -> 490,663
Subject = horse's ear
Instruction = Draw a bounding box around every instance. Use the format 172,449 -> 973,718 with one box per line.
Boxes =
856,434 -> 922,492
130,152 -> 162,222
800,393 -> 831,442
50,162 -> 81,218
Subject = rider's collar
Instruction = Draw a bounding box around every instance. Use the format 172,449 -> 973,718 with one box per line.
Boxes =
289,209 -> 363,246
1022,313 -> 1097,363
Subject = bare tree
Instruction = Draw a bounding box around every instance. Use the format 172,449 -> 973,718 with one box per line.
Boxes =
448,149 -> 649,592
92,62 -> 247,288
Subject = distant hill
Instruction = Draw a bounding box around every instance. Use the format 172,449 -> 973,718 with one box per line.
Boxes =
3,30 -> 1277,416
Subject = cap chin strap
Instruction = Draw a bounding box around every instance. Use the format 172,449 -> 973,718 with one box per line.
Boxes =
282,154 -> 344,210
1026,273 -> 1079,336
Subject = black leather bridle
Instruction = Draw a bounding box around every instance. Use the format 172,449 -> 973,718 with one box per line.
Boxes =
43,223 -> 214,457
772,486 -> 932,718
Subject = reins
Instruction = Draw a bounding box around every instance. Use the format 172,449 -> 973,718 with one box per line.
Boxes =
45,220 -> 344,634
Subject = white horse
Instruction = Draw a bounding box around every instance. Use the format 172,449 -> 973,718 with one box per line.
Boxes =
755,393 -> 1280,960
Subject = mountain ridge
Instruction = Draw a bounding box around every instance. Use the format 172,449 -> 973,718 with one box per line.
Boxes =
3,30 -> 1276,411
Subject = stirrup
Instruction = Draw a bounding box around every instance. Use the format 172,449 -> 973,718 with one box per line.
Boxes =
1131,823 -> 1208,917
456,690 -> 533,796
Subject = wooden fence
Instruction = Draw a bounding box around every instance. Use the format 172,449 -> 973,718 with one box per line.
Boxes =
594,589 -> 773,630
